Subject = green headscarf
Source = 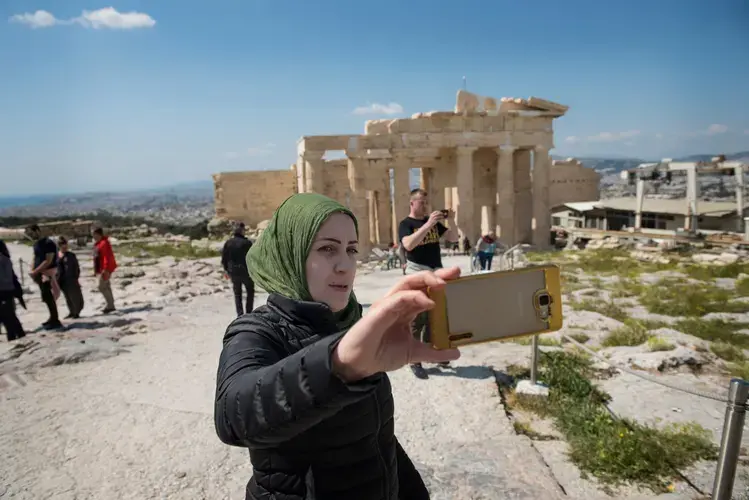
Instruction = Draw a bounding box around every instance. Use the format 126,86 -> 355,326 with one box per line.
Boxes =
246,192 -> 362,331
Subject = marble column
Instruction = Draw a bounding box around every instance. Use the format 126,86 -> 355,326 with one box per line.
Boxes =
514,149 -> 533,244
347,157 -> 371,259
532,146 -> 552,248
296,154 -> 307,193
419,168 -> 429,191
444,186 -> 453,212
495,146 -> 516,245
391,152 -> 411,242
303,151 -> 325,194
368,191 -> 377,245
455,146 -> 477,242
375,182 -> 392,246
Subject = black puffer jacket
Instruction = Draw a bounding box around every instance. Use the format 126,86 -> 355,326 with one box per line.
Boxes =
214,294 -> 429,500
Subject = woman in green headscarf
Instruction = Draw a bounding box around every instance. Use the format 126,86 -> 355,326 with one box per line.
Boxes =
214,193 -> 461,500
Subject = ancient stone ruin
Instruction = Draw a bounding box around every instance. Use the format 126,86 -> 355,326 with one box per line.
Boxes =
213,90 -> 601,255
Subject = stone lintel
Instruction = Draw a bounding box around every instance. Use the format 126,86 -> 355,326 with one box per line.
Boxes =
301,150 -> 325,161
303,132 -> 553,156
297,134 -> 358,155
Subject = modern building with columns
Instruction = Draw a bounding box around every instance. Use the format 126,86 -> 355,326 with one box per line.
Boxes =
213,91 -> 600,258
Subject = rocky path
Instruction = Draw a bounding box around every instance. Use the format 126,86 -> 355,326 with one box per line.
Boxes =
0,247 -> 721,499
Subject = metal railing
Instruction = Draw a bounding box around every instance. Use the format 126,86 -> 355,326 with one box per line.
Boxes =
499,244 -> 522,271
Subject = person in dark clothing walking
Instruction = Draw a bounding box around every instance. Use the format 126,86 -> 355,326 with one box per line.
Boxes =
57,236 -> 84,319
27,224 -> 62,330
214,193 -> 461,500
221,222 -> 255,316
0,240 -> 26,341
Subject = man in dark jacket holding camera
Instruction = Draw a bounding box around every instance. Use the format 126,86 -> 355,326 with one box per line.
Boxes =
221,222 -> 255,316
398,188 -> 458,379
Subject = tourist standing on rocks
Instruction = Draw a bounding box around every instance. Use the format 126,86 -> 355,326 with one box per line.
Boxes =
0,240 -> 26,341
214,192 -> 460,500
27,224 -> 62,330
57,236 -> 84,319
92,227 -> 117,314
220,221 -> 255,316
397,188 -> 458,379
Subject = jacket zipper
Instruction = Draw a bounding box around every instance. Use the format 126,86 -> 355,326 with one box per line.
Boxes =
372,392 -> 390,499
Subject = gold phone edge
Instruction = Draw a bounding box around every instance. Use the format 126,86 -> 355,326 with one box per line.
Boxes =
428,264 -> 565,350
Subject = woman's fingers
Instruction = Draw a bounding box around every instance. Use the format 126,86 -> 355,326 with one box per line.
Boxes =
433,266 -> 461,282
364,289 -> 435,330
410,342 -> 461,364
386,266 -> 462,297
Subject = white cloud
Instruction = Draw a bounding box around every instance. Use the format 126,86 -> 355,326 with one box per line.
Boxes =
744,130 -> 749,136
9,8 -> 155,30
74,7 -> 156,29
352,102 -> 404,116
564,136 -> 580,144
705,123 -> 728,136
655,133 -> 663,139
9,10 -> 57,28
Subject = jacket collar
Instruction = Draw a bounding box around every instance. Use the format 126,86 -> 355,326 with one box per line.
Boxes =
267,293 -> 340,335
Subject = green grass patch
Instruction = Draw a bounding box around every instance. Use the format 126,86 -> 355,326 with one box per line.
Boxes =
117,242 -> 220,260
563,333 -> 591,344
608,277 -> 645,298
569,299 -> 630,323
683,262 -> 749,281
602,322 -> 651,347
736,277 -> 749,296
563,249 -> 678,278
673,318 -> 749,348
512,335 -> 561,347
727,361 -> 749,379
510,352 -> 717,492
647,336 -> 675,352
561,272 -> 588,293
525,250 -> 562,263
639,278 -> 749,317
709,342 -> 746,362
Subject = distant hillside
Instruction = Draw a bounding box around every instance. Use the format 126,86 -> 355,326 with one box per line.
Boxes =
564,151 -> 749,176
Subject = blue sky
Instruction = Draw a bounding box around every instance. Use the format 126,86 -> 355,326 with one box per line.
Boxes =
1,0 -> 748,196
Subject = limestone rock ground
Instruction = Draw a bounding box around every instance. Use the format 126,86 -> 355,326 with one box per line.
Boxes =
0,245 -> 742,499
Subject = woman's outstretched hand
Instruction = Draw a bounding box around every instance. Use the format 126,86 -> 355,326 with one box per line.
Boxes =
331,267 -> 462,382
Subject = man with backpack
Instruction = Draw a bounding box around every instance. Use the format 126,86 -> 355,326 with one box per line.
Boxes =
221,221 -> 254,316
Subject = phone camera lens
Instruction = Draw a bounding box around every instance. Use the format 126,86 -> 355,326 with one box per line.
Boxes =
538,293 -> 550,306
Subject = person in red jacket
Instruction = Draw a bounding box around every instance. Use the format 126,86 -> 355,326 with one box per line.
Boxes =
92,227 -> 117,313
